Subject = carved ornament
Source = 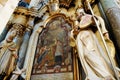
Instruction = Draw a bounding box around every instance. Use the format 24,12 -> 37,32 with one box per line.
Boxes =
59,0 -> 72,7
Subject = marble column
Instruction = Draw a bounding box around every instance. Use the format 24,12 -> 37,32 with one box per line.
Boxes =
17,9 -> 35,69
9,7 -> 34,80
99,0 -> 120,64
22,22 -> 44,80
17,27 -> 32,69
10,27 -> 32,80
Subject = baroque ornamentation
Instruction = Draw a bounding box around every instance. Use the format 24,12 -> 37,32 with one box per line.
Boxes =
59,0 -> 72,7
0,0 -> 120,80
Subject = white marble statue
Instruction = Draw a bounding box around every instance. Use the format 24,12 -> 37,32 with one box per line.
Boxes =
70,8 -> 117,80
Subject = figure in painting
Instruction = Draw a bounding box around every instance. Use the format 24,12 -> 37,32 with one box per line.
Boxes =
36,46 -> 50,70
37,46 -> 50,64
54,39 -> 63,72
70,6 -> 118,80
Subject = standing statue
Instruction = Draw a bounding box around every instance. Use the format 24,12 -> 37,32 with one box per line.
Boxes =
0,24 -> 26,80
54,39 -> 63,72
0,6 -> 28,80
70,7 -> 117,80
10,7 -> 37,80
0,25 -> 17,60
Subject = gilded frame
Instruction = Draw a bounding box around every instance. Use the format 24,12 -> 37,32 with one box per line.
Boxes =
31,13 -> 79,80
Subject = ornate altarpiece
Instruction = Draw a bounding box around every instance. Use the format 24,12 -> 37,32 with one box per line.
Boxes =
0,0 -> 120,80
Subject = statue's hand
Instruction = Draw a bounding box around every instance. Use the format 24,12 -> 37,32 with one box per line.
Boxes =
103,32 -> 110,40
12,67 -> 26,75
12,52 -> 18,59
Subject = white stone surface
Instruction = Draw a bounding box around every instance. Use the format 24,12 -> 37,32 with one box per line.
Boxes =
0,0 -> 19,34
114,0 -> 120,8
29,0 -> 40,8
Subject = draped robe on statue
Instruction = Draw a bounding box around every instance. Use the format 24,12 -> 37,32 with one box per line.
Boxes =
72,14 -> 116,80
0,26 -> 17,75
0,24 -> 25,80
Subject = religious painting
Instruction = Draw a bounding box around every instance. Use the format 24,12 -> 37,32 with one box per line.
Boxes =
31,14 -> 75,80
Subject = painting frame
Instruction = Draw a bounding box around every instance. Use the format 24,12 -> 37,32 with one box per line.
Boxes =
31,13 -> 79,80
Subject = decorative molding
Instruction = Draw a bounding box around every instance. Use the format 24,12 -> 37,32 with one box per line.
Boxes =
59,0 -> 72,7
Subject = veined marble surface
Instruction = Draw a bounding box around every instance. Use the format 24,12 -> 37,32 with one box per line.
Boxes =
31,72 -> 73,80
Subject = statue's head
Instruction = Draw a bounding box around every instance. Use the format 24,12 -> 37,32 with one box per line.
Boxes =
12,24 -> 25,36
48,0 -> 60,14
10,29 -> 17,38
74,20 -> 79,27
6,27 -> 17,42
76,6 -> 85,17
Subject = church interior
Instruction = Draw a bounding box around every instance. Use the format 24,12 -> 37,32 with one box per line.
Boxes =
0,0 -> 120,80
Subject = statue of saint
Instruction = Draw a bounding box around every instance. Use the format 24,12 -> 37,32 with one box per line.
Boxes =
0,24 -> 25,80
70,7 -> 117,80
0,26 -> 17,59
